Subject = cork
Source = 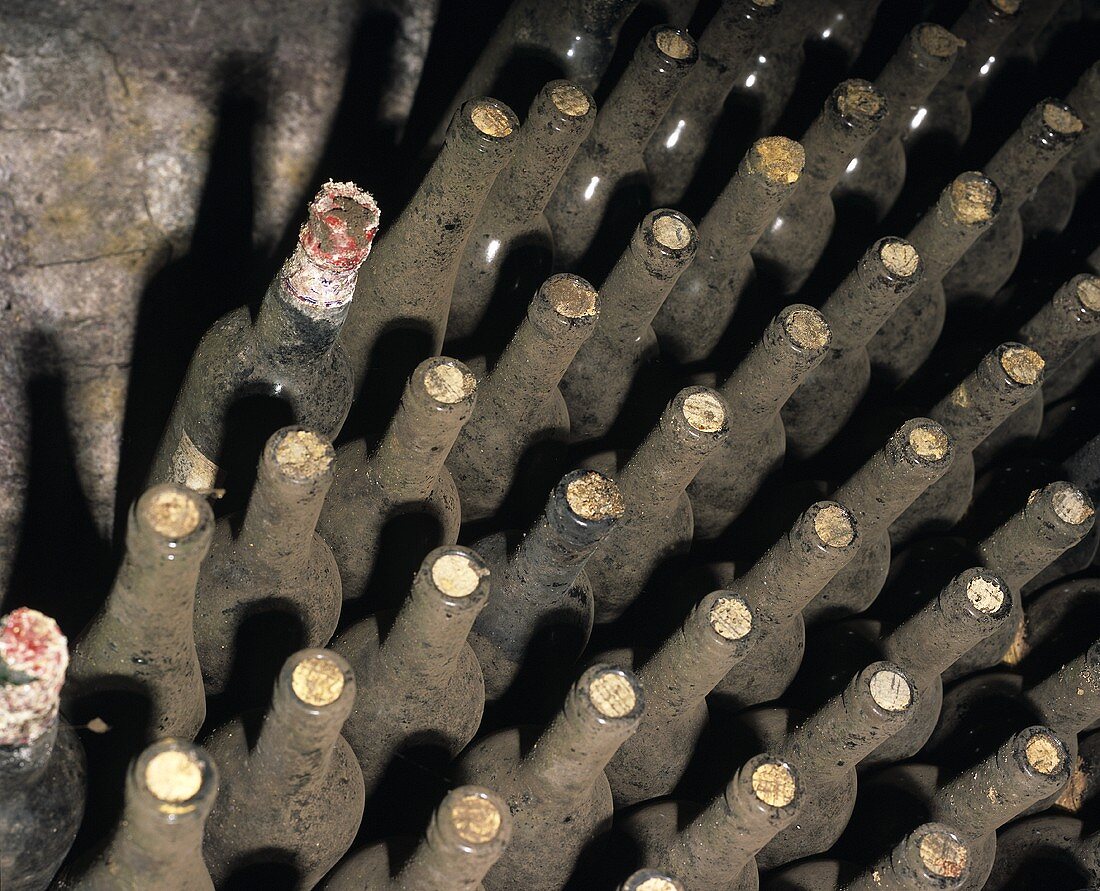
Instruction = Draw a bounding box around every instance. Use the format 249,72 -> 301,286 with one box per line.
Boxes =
916,23 -> 965,58
909,425 -> 950,460
784,308 -> 830,350
145,750 -> 203,803
1076,276 -> 1100,311
431,553 -> 483,598
291,656 -> 346,706
424,361 -> 477,404
450,793 -> 503,844
709,596 -> 753,641
637,881 -> 678,891
653,213 -> 693,250
991,0 -> 1020,13
656,28 -> 694,60
918,830 -> 969,879
749,137 -> 805,184
1000,346 -> 1045,385
550,82 -> 591,118
273,430 -> 333,480
949,174 -> 999,224
1025,733 -> 1064,775
683,391 -> 726,432
869,668 -> 913,712
880,241 -> 920,277
752,761 -> 798,807
0,608 -> 68,745
835,80 -> 884,119
589,671 -> 637,717
566,472 -> 626,521
1052,487 -> 1094,525
753,0 -> 777,5
471,102 -> 514,137
1043,102 -> 1084,134
144,489 -> 201,538
815,505 -> 855,547
546,275 -> 598,318
966,576 -> 1006,614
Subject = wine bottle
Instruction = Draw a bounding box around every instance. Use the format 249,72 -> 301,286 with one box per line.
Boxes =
55,739 -> 217,891
0,608 -> 84,891
560,208 -> 698,443
453,664 -> 644,890
802,418 -> 953,623
446,81 -> 596,348
652,136 -> 805,365
619,753 -> 802,890
833,24 -> 962,227
943,99 -> 1085,309
644,0 -> 785,207
605,589 -> 758,807
193,427 -> 339,696
868,172 -> 1001,388
316,357 -> 477,612
709,501 -> 861,710
751,79 -> 887,297
687,305 -> 832,540
890,343 -> 1046,546
468,469 -> 624,715
67,484 -> 213,741
984,813 -> 1099,889
447,273 -> 598,524
782,238 -> 924,461
151,182 -> 379,490
201,649 -> 363,887
319,786 -> 511,891
545,25 -> 698,274
584,386 -> 730,624
1065,60 -> 1100,190
341,98 -> 518,393
329,547 -> 490,827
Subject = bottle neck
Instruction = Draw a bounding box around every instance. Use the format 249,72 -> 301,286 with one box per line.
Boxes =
906,198 -> 986,288
940,0 -> 1018,93
235,458 -> 328,573
0,717 -> 57,785
793,94 -> 880,206
873,28 -> 958,144
1026,644 -> 1100,738
1019,276 -> 1100,374
108,788 -> 208,879
984,106 -> 1081,213
253,273 -> 346,367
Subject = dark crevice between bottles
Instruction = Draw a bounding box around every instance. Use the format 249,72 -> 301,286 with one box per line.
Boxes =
220,851 -> 301,891
593,2 -> 668,106
574,173 -> 652,285
213,393 -> 297,518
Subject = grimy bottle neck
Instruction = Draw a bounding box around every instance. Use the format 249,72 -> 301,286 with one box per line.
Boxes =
482,81 -> 595,230
1018,274 -> 1100,374
940,0 -> 1020,94
235,428 -> 334,572
883,568 -> 1011,680
977,481 -> 1095,592
906,172 -> 1001,286
932,727 -> 1070,839
742,502 -> 859,627
377,548 -> 490,683
1025,641 -> 1100,739
831,419 -> 953,533
367,358 -> 477,504
520,665 -> 643,804
874,24 -> 962,144
667,755 -> 801,884
820,237 -> 923,351
250,651 -> 355,802
718,305 -> 831,430
846,823 -> 972,891
783,662 -> 916,783
501,470 -> 624,604
699,137 -> 805,269
394,787 -> 511,891
930,343 -> 1046,455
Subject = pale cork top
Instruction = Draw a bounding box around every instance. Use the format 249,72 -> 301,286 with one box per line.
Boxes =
1076,276 -> 1100,311
683,391 -> 726,433
1000,346 -> 1045,385
546,275 -> 598,318
909,425 -> 950,460
550,82 -> 591,117
815,505 -> 856,547
653,213 -> 693,250
835,80 -> 884,119
991,0 -> 1020,13
291,657 -> 345,706
784,308 -> 830,350
1025,732 -> 1065,775
144,489 -> 201,538
1043,102 -> 1084,134
949,174 -> 998,224
709,596 -> 753,641
880,240 -> 920,277
656,29 -> 694,60
471,102 -> 513,137
1051,486 -> 1094,525
752,761 -> 797,807
450,793 -> 503,844
431,553 -> 483,598
424,362 -> 477,404
919,830 -> 969,879
966,576 -> 1006,614
589,671 -> 637,718
637,879 -> 679,891
566,472 -> 626,521
869,668 -> 912,711
145,750 -> 203,803
917,23 -> 965,58
274,430 -> 333,480
750,137 -> 805,184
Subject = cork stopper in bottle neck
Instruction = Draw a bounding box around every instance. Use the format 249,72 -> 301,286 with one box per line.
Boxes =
868,667 -> 913,712
1021,728 -> 1066,776
1046,484 -> 1095,526
682,391 -> 726,433
588,670 -> 638,718
906,422 -> 951,463
290,655 -> 346,707
832,79 -> 886,126
430,552 -> 484,598
948,173 -> 999,225
654,28 -> 695,61
447,791 -> 505,845
999,345 -> 1045,385
142,488 -> 202,539
271,429 -> 334,482
470,101 -> 514,137
916,23 -> 965,59
783,307 -> 831,352
965,572 -> 1008,615
708,595 -> 753,641
1042,102 -> 1084,135
548,81 -> 591,118
879,239 -> 921,278
1076,276 -> 1100,311
652,212 -> 693,250
748,136 -> 805,184
565,472 -> 626,522
422,359 -> 477,405
297,180 -> 380,274
916,826 -> 970,881
0,608 -> 68,745
814,504 -> 856,548
143,748 -> 205,813
750,759 -> 798,808
623,872 -> 685,891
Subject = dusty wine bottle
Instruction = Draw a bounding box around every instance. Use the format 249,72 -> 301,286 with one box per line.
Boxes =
560,209 -> 698,443
193,427 -> 338,696
468,469 -> 624,714
644,0 -> 785,206
782,238 -> 924,461
316,357 -> 477,611
319,786 -> 512,891
584,386 -> 730,624
652,136 -> 805,365
341,98 -> 518,392
55,739 -> 217,891
868,172 -> 1001,388
751,79 -> 887,296
201,649 -> 364,888
983,812 -> 1100,889
619,754 -> 802,890
329,547 -> 490,823
447,273 -> 598,523
453,664 -> 644,890
687,305 -> 832,540
545,25 -> 698,273
446,80 -> 596,347
151,182 -> 378,491
0,608 -> 84,891
66,484 -> 213,741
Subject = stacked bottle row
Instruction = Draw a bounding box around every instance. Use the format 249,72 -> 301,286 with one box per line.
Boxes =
3,0 -> 1099,889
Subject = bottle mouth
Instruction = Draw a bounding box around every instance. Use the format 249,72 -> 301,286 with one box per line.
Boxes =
299,180 -> 380,273
1041,101 -> 1085,137
1017,727 -> 1068,778
653,27 -> 697,63
270,428 -> 334,483
469,101 -> 515,138
544,274 -> 599,320
444,787 -> 509,847
948,172 -> 1000,225
749,136 -> 805,185
548,81 -> 592,119
622,870 -> 685,891
422,358 -> 478,406
1075,275 -> 1100,311
963,571 -> 1008,616
914,825 -> 970,882
429,551 -> 486,599
681,390 -> 727,434
565,471 -> 626,523
867,665 -> 914,713
878,239 -> 921,279
915,23 -> 964,59
812,503 -> 856,548
708,595 -> 753,642
782,306 -> 831,352
135,739 -> 217,818
0,608 -> 68,746
288,651 -> 350,708
832,79 -> 888,125
585,666 -> 643,721
1043,483 -> 1094,526
905,422 -> 952,463
998,344 -> 1045,386
137,485 -> 212,546
651,211 -> 694,252
750,757 -> 799,808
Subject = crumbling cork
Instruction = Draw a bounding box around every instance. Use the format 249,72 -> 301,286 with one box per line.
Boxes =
589,671 -> 637,718
566,473 -> 626,521
291,656 -> 345,706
